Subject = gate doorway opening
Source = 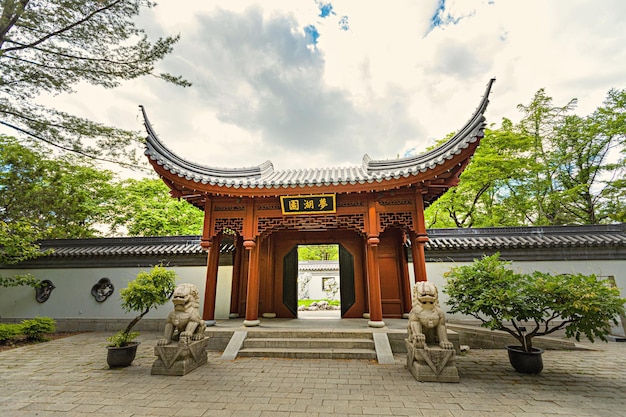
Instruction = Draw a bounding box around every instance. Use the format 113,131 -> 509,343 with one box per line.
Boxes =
297,244 -> 340,319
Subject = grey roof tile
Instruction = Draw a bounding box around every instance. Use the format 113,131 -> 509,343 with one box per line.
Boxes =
424,224 -> 626,251
142,80 -> 495,190
13,224 -> 621,262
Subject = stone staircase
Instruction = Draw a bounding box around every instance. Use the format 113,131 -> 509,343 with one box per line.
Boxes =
236,330 -> 378,360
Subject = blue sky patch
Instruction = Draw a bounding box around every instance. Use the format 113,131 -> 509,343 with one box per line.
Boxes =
430,0 -> 489,32
430,0 -> 447,28
318,2 -> 334,18
403,147 -> 416,158
338,16 -> 349,31
304,25 -> 320,45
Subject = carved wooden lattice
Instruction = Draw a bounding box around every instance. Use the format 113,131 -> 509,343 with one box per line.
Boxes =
213,218 -> 244,236
379,198 -> 412,206
379,212 -> 414,233
213,205 -> 245,212
257,214 -> 366,236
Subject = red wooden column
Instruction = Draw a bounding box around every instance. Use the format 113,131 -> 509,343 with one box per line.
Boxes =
229,235 -> 243,318
199,197 -> 220,324
202,235 -> 221,325
399,235 -> 413,316
366,197 -> 385,328
200,197 -> 212,250
411,189 -> 429,282
242,198 -> 260,327
243,240 -> 260,326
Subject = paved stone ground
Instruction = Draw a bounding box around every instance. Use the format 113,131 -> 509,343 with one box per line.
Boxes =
1,331 -> 625,417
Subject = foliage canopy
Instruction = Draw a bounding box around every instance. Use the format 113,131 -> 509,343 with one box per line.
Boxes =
426,88 -> 626,227
298,244 -> 339,261
443,254 -> 626,351
109,178 -> 203,236
108,264 -> 178,347
0,0 -> 189,167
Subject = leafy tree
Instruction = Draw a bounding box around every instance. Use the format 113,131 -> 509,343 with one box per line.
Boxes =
109,178 -> 204,236
572,88 -> 626,223
603,178 -> 626,223
426,88 -> 626,227
107,264 -> 177,347
0,135 -> 117,240
0,136 -> 116,284
0,0 -> 189,167
516,89 -> 578,224
298,244 -> 338,261
426,121 -> 533,228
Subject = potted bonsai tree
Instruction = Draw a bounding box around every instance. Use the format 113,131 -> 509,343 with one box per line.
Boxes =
443,253 -> 625,374
106,265 -> 177,368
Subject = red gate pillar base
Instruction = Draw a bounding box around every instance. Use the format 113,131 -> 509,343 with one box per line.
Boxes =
205,320 -> 216,327
368,320 -> 385,328
243,319 -> 260,327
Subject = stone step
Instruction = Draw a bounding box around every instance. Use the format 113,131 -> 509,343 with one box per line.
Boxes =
237,347 -> 377,360
244,330 -> 374,339
243,337 -> 375,350
234,330 -> 379,360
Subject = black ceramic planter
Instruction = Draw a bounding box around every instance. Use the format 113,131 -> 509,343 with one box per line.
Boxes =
106,342 -> 140,368
506,345 -> 544,374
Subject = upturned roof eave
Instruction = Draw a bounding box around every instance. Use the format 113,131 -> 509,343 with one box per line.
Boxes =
142,78 -> 494,194
148,141 -> 481,201
364,78 -> 494,173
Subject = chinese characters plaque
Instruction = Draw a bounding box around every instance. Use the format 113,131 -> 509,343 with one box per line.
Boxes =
280,194 -> 336,215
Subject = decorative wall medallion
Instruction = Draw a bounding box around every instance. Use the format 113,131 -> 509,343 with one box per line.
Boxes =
35,280 -> 55,303
91,278 -> 114,302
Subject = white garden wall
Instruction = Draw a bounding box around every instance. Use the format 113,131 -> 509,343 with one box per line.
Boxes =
2,259 -> 623,336
0,265 -> 234,324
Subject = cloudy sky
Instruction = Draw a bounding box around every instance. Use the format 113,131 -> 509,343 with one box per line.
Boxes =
36,0 -> 626,175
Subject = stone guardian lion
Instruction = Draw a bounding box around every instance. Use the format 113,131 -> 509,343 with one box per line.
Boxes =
407,281 -> 454,350
157,283 -> 206,346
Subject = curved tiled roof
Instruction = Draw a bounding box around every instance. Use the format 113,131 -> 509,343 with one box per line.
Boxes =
299,260 -> 340,272
33,236 -> 218,258
142,79 -> 495,191
5,224 -> 623,268
425,224 -> 626,251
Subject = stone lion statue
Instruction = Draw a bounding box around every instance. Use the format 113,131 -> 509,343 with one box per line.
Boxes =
157,283 -> 206,346
407,281 -> 454,350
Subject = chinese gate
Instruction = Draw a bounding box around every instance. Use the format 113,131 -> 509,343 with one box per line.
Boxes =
142,79 -> 494,327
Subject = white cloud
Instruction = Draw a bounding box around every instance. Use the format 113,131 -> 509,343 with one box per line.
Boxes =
16,0 -> 626,174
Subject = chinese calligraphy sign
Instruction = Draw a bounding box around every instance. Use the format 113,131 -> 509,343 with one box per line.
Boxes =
280,194 -> 336,215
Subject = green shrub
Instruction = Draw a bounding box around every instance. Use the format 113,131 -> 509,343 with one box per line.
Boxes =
106,330 -> 140,347
444,253 -> 626,351
108,265 -> 178,347
20,317 -> 57,341
0,323 -> 22,342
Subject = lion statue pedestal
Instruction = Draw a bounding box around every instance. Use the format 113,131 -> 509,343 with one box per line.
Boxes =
151,283 -> 209,376
405,282 -> 459,383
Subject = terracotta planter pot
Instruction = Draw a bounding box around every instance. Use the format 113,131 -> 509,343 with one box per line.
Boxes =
506,345 -> 544,374
106,342 -> 140,368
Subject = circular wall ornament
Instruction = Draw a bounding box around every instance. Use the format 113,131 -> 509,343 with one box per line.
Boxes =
35,280 -> 55,303
91,278 -> 114,302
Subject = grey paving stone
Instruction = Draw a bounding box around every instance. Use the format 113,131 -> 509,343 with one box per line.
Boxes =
0,329 -> 625,417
